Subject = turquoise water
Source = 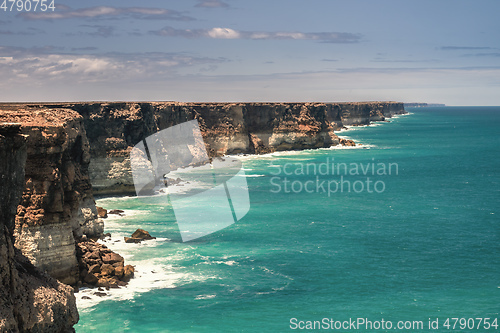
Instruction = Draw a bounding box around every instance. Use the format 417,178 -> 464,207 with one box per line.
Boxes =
76,107 -> 500,332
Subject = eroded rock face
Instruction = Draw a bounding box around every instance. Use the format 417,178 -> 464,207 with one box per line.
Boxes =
0,109 -> 103,285
8,101 -> 404,195
0,123 -> 78,333
76,240 -> 134,289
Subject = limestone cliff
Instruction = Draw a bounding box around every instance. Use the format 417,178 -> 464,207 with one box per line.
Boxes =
2,101 -> 403,195
0,123 -> 78,332
0,109 -> 103,285
0,101 -> 405,288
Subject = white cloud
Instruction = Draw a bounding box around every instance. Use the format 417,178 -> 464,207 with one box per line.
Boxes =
19,6 -> 194,21
0,48 -> 228,84
1,65 -> 499,105
206,27 -> 240,39
151,27 -> 361,43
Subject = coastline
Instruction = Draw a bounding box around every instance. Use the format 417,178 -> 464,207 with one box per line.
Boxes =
0,101 -> 406,331
75,107 -> 500,332
76,109 -> 413,310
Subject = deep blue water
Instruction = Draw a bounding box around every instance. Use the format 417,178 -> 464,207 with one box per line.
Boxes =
76,107 -> 500,332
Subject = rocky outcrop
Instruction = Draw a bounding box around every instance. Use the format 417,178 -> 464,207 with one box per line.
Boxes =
76,240 -> 134,289
0,101 -> 404,195
0,109 -> 103,285
0,123 -> 78,332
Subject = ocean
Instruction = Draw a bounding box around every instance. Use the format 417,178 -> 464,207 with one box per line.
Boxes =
75,107 -> 500,332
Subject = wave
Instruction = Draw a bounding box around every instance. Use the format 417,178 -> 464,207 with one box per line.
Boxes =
235,143 -> 377,161
76,258 -> 202,310
95,195 -> 136,205
76,234 -> 213,310
334,122 -> 385,133
390,112 -> 413,118
97,237 -> 171,258
328,143 -> 376,150
195,294 -> 217,300
103,209 -> 149,219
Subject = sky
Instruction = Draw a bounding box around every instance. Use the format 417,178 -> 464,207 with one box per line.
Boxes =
1,0 -> 499,105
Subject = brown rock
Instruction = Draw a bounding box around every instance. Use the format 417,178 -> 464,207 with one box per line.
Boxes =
88,264 -> 101,274
100,264 -> 115,276
108,209 -> 125,215
96,276 -> 121,288
83,272 -> 99,284
84,251 -> 100,260
112,261 -> 124,268
97,206 -> 108,218
114,265 -> 124,278
102,252 -> 124,265
122,265 -> 135,282
125,229 -> 156,243
124,237 -> 142,243
117,280 -> 128,287
131,228 -> 155,240
96,278 -> 111,288
84,258 -> 101,267
339,138 -> 356,146
105,276 -> 121,288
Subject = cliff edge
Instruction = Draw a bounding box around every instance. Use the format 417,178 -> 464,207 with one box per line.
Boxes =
0,109 -> 103,285
1,101 -> 405,195
0,123 -> 78,332
0,100 -> 405,330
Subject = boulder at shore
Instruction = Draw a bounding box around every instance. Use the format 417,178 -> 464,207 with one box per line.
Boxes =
97,206 -> 108,218
76,240 -> 134,289
125,229 -> 156,243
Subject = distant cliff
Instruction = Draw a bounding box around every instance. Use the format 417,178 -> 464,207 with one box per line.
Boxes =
2,101 -> 405,195
404,102 -> 446,107
0,123 -> 78,332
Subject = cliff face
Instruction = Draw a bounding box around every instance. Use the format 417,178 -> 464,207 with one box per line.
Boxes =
0,123 -> 78,332
336,102 -> 405,125
0,101 -> 403,330
10,101 -> 403,195
0,109 -> 103,285
0,101 -> 405,196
